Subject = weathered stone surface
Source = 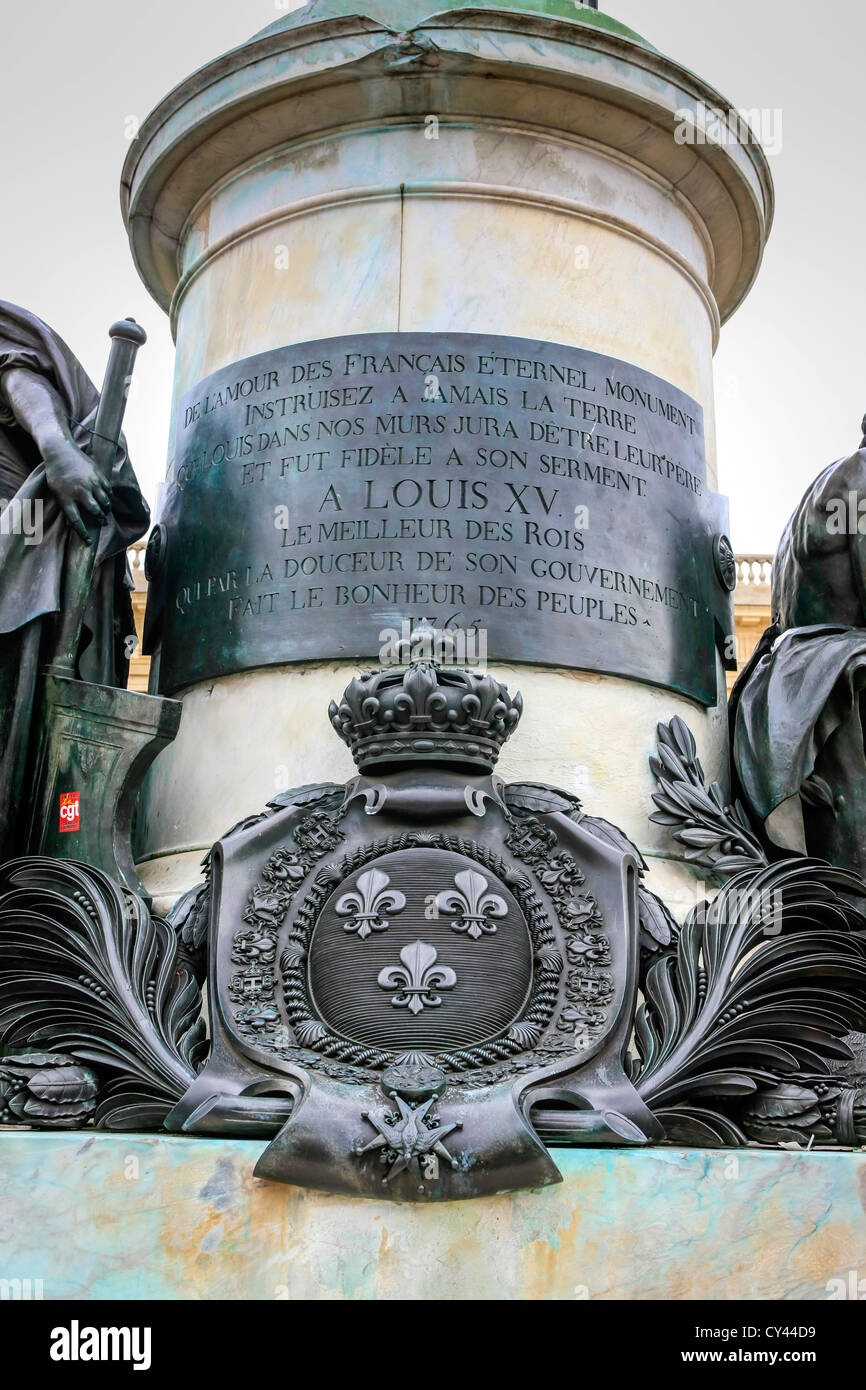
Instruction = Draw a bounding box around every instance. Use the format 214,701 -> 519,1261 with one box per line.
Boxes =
0,1134 -> 862,1299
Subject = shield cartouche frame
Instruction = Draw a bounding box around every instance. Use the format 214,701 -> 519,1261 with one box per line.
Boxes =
166,641 -> 662,1199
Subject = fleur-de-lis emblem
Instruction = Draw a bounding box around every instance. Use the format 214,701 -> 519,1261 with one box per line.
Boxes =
435,869 -> 508,939
335,869 -> 406,939
377,941 -> 457,1014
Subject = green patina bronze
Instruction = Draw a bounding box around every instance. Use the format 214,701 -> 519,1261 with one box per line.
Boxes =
252,0 -> 650,47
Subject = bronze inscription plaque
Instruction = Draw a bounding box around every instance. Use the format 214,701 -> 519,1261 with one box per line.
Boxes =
146,332 -> 728,702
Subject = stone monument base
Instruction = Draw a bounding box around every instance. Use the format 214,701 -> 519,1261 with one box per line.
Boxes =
0,1134 -> 862,1300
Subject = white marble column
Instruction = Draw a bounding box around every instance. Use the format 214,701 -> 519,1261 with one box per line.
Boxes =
122,1 -> 772,913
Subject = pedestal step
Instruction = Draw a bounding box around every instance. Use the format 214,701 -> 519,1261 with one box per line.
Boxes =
0,1134 -> 862,1300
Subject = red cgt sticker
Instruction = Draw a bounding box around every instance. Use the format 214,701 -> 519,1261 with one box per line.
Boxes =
59,791 -> 80,832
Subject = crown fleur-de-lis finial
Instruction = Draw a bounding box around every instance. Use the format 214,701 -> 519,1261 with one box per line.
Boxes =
327,647 -> 522,773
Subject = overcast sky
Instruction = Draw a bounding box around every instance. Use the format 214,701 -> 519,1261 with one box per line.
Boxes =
2,0 -> 863,554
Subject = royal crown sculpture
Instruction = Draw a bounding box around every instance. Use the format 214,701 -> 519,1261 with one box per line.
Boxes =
328,627 -> 523,773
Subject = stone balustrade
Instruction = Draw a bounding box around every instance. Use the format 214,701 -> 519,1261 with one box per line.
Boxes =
735,555 -> 773,590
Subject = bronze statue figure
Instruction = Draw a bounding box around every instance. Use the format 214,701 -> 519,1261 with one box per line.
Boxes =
0,301 -> 150,858
732,414 -> 866,877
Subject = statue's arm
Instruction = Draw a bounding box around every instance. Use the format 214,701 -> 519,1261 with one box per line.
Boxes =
0,367 -> 113,541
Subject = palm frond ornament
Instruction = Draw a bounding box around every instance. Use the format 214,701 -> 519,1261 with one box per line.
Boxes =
0,858 -> 206,1129
634,859 -> 866,1144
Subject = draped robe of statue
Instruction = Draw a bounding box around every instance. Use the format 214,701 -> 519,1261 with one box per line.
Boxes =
731,427 -> 866,877
0,301 -> 149,859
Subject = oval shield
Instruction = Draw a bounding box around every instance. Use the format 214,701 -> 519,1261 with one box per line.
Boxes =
306,849 -> 532,1052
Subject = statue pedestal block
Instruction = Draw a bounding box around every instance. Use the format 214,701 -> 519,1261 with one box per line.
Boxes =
1,1133 -> 862,1300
